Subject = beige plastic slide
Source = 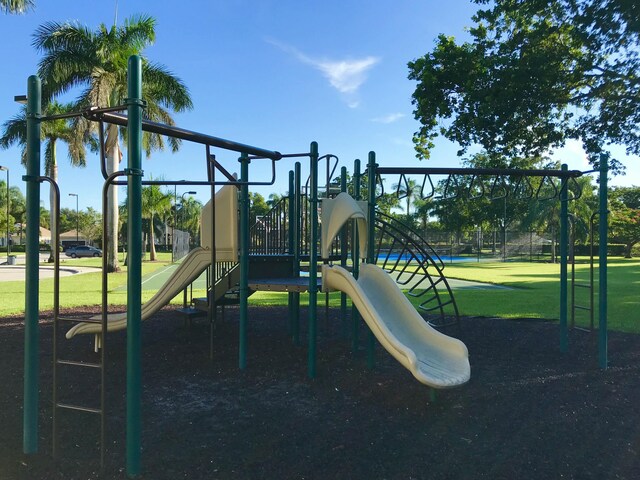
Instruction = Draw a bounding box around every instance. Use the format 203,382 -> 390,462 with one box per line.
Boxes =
66,183 -> 239,340
66,247 -> 214,339
322,263 -> 470,388
320,192 -> 368,259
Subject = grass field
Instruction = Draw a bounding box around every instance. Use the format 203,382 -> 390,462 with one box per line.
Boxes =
439,258 -> 640,332
1,255 -> 638,333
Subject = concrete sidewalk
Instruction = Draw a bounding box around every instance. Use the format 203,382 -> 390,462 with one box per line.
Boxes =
0,253 -> 101,282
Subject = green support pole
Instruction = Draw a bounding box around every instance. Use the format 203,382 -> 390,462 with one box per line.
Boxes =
292,162 -> 301,345
239,153 -> 250,369
125,55 -> 144,478
366,152 -> 377,369
559,164 -> 569,353
288,170 -> 295,336
340,166 -> 348,337
23,74 -> 41,454
598,156 -> 608,369
352,159 -> 361,353
308,142 -> 319,378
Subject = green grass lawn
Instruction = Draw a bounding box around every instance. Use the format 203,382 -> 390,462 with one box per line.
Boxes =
437,257 -> 640,332
2,256 -> 638,333
0,253 -> 197,317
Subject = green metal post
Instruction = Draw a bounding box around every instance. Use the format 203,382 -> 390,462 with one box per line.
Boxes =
366,152 -> 377,368
340,166 -> 348,337
23,74 -> 41,454
559,164 -> 569,353
352,159 -> 361,353
598,156 -> 608,369
288,170 -> 295,336
292,162 -> 301,345
308,142 -> 319,378
239,153 -> 250,369
126,55 -> 144,478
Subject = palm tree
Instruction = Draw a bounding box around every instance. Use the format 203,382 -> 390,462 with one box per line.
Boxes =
267,193 -> 283,208
392,178 -> 421,217
0,101 -> 89,261
178,195 -> 203,246
33,14 -> 193,272
141,183 -> 172,261
1,0 -> 34,14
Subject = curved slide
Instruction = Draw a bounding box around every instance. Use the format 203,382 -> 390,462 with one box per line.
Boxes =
66,247 -> 213,339
322,263 -> 470,388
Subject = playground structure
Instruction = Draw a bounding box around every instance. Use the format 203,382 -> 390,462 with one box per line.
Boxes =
19,56 -> 611,477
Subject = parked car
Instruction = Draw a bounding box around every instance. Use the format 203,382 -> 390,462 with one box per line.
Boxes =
65,245 -> 102,258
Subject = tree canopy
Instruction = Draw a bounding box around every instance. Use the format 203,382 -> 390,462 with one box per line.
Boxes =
610,186 -> 640,257
408,0 -> 640,173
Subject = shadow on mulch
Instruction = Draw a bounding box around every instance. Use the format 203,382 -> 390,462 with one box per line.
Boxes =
1,306 -> 639,479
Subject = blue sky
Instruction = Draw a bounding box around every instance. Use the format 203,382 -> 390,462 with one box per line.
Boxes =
1,0 -> 637,213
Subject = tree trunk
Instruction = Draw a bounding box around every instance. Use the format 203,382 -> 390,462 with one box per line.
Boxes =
105,124 -> 121,273
48,159 -> 58,263
625,243 -> 634,258
150,213 -> 157,261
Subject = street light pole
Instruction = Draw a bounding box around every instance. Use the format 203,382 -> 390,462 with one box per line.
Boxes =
0,166 -> 9,261
69,193 -> 79,245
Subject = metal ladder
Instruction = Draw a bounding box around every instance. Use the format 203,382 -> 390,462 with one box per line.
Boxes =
49,172 -> 119,469
53,314 -> 106,467
570,212 -> 597,332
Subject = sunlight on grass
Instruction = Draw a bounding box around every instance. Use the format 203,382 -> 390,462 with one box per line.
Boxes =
2,257 -> 638,333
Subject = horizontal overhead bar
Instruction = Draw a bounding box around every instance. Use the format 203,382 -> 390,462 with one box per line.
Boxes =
374,167 -> 583,178
86,111 -> 282,160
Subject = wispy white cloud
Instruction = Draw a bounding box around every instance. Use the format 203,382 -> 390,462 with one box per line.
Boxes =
371,113 -> 406,124
266,38 -> 379,106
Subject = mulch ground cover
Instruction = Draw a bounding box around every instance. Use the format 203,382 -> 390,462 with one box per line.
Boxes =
1,305 -> 639,479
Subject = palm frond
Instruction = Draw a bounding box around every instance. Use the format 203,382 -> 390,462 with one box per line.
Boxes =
1,0 -> 35,14
143,61 -> 193,112
39,50 -> 97,101
0,109 -> 27,151
33,21 -> 96,53
119,14 -> 156,51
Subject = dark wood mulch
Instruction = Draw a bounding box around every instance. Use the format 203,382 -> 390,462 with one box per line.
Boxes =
1,305 -> 639,479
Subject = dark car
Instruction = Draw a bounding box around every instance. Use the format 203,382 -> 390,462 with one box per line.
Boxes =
65,245 -> 102,258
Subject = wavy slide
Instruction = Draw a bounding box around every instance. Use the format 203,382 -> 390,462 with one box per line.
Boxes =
322,263 -> 470,388
66,247 -> 213,339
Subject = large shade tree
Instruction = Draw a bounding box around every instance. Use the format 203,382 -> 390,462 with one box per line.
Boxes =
609,186 -> 640,258
0,101 -> 89,261
33,15 -> 193,271
408,0 -> 640,173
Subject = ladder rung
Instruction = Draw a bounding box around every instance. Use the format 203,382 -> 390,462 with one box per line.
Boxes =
574,284 -> 591,289
573,326 -> 592,333
56,402 -> 101,414
57,359 -> 102,369
58,316 -> 104,325
575,305 -> 591,311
